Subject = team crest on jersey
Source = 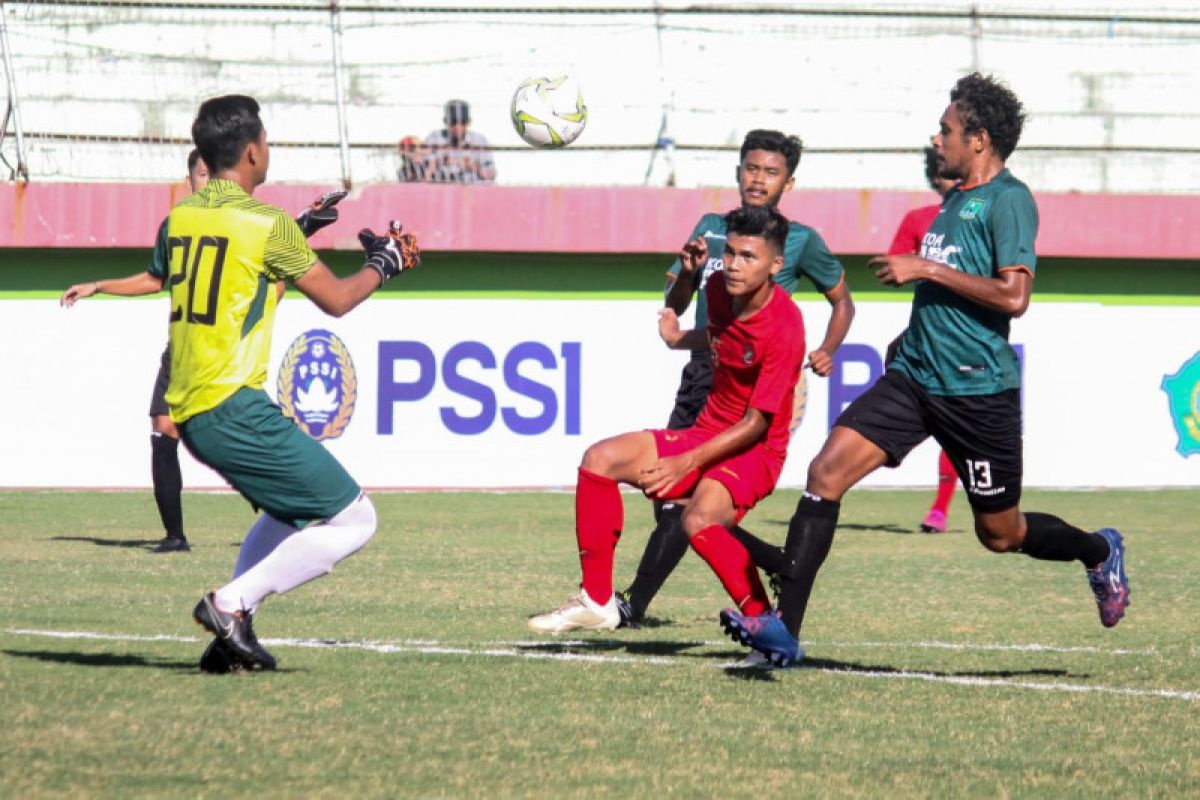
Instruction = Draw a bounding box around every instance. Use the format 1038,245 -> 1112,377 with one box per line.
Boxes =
1161,351 -> 1200,457
959,198 -> 986,220
742,345 -> 755,365
277,329 -> 357,441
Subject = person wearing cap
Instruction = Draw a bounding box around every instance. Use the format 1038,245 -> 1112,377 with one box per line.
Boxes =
422,99 -> 497,184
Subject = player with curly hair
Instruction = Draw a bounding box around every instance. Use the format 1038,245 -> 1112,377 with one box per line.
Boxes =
722,72 -> 1130,667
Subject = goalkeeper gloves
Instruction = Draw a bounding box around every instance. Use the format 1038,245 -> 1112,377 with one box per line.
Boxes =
360,221 -> 421,283
295,190 -> 348,237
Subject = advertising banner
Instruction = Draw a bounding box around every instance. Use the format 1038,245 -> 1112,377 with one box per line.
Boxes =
4,298 -> 1199,489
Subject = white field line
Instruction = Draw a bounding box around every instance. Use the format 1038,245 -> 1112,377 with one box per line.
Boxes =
6,627 -> 1195,702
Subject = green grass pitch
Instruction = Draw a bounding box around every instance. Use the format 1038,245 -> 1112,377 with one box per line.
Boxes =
1,488 -> 1196,796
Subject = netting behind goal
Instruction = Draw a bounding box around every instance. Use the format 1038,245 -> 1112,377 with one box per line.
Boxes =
2,1 -> 1199,191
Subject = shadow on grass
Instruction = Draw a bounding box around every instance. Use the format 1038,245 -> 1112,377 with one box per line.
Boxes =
3,648 -> 198,671
802,655 -> 1077,680
836,522 -> 920,536
3,648 -> 302,675
48,535 -> 162,550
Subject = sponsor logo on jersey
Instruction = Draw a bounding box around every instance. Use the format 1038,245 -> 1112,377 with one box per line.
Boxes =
919,231 -> 960,268
277,329 -> 357,441
1161,350 -> 1200,457
959,197 -> 986,220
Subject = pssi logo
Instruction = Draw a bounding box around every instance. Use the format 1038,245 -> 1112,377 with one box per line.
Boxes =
277,329 -> 357,441
1161,351 -> 1200,457
377,341 -> 581,436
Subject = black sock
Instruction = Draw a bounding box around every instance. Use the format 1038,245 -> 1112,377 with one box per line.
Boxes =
1021,512 -> 1108,569
150,433 -> 185,541
730,526 -> 784,575
624,504 -> 690,618
777,493 -> 840,636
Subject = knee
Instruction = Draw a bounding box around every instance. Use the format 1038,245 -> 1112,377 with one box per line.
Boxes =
680,507 -> 719,539
580,441 -> 615,475
331,493 -> 377,551
806,455 -> 843,499
974,518 -> 1022,553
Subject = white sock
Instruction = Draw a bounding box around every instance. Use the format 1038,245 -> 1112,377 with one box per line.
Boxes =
226,514 -> 301,614
214,494 -> 377,613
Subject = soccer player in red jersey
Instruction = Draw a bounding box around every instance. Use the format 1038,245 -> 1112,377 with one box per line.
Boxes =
528,205 -> 807,633
887,147 -> 959,534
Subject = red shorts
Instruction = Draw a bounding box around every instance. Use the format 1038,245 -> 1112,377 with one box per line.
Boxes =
650,427 -> 784,522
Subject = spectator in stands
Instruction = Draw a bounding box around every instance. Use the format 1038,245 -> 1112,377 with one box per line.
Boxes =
397,135 -> 430,183
423,99 -> 496,184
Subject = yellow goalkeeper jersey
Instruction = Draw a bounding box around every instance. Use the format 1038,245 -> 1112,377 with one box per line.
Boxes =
164,179 -> 317,423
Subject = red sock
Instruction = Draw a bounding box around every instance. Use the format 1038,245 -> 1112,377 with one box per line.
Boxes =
575,467 -> 622,604
932,450 -> 956,515
690,524 -> 770,616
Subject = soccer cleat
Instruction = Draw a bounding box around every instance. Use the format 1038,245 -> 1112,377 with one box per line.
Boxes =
919,509 -> 947,533
150,536 -> 191,553
614,590 -> 642,629
193,593 -> 277,670
199,637 -> 243,674
719,607 -> 803,667
527,590 -> 620,634
1087,528 -> 1130,628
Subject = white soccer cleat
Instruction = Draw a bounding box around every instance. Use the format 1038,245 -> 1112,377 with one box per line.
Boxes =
527,590 -> 620,634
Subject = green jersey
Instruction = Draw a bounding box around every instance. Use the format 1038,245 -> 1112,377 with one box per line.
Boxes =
890,169 -> 1038,396
667,213 -> 844,329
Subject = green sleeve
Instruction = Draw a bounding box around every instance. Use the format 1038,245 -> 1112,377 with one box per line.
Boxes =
798,229 -> 844,294
990,186 -> 1039,274
146,218 -> 170,280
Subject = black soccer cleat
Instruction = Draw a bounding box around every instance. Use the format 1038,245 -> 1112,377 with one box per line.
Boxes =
199,637 -> 243,674
151,536 -> 191,553
614,591 -> 643,629
193,593 -> 276,671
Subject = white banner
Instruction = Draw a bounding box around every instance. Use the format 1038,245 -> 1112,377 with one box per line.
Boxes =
4,298 -> 1200,489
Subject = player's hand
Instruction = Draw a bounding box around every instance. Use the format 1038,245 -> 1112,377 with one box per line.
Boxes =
678,237 -> 708,275
657,308 -> 683,347
806,348 -> 834,376
360,221 -> 421,284
868,253 -> 932,287
60,282 -> 98,307
295,190 -> 348,237
639,453 -> 696,499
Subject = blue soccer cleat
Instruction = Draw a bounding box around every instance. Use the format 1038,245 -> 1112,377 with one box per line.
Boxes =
1087,528 -> 1130,628
719,608 -> 803,667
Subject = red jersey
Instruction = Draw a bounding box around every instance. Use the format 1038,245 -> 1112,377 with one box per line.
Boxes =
695,279 -> 806,460
887,203 -> 941,256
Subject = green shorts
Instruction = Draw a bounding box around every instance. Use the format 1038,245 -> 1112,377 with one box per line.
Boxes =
179,387 -> 361,528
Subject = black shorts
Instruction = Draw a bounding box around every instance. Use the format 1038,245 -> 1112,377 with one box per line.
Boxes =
666,353 -> 713,430
835,370 -> 1022,513
149,345 -> 171,418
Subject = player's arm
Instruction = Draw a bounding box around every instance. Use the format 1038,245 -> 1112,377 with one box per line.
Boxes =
664,234 -> 708,314
640,408 -> 770,498
657,307 -> 708,351
60,271 -> 164,307
292,222 -> 420,317
867,254 -> 1032,317
808,275 -> 855,376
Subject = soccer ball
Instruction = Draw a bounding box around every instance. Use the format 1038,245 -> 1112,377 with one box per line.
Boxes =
510,76 -> 588,148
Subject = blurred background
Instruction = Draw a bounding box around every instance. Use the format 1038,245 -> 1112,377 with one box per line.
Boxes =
3,0 -> 1199,192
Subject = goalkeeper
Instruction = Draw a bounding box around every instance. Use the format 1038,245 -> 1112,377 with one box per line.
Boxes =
60,151 -> 348,555
173,95 -> 419,672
